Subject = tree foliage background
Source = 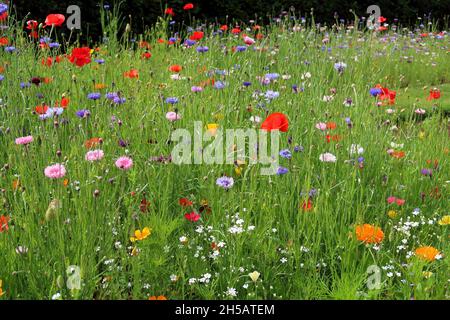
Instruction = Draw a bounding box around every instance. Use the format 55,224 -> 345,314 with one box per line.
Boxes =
8,0 -> 450,42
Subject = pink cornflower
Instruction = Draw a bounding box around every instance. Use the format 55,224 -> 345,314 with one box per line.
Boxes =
85,149 -> 104,162
115,156 -> 133,170
166,111 -> 181,122
315,122 -> 327,131
44,164 -> 66,179
15,135 -> 34,145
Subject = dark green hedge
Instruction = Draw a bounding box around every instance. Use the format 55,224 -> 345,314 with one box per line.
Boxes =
8,0 -> 450,42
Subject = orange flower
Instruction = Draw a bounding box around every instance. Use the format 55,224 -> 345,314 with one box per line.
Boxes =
415,246 -> 440,262
326,122 -> 337,130
84,137 -> 102,149
124,69 -> 139,78
390,150 -> 405,159
149,295 -> 167,300
94,83 -> 107,90
130,227 -> 151,242
355,224 -> 384,244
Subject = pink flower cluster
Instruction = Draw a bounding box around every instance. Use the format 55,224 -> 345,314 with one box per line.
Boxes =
44,164 -> 66,179
15,136 -> 34,145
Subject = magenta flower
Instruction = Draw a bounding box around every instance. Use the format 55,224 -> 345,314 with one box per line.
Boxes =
15,135 -> 34,145
44,164 -> 66,179
184,211 -> 201,222
85,149 -> 104,162
115,156 -> 133,170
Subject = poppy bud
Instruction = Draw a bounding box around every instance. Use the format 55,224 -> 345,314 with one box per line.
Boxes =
93,189 -> 100,197
125,23 -> 131,33
56,150 -> 62,157
72,74 -> 77,81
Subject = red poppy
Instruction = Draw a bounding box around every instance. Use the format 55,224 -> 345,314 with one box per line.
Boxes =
68,47 -> 91,67
124,69 -> 139,78
427,89 -> 440,101
261,112 -> 289,132
377,84 -> 396,105
35,105 -> 49,115
84,137 -> 102,149
0,12 -> 7,22
231,27 -> 241,34
44,14 -> 65,27
141,52 -> 152,59
326,122 -> 337,130
169,64 -> 182,73
157,38 -> 166,44
390,150 -> 405,159
256,33 -> 264,40
301,198 -> 313,212
60,97 -> 69,108
190,31 -> 204,41
164,7 -> 175,16
184,212 -> 200,222
179,198 -> 193,207
183,3 -> 194,10
0,215 -> 9,233
220,25 -> 228,31
0,37 -> 8,46
378,16 -> 387,23
26,20 -> 38,30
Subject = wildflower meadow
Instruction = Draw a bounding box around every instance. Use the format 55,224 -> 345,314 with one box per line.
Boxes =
0,2 -> 449,301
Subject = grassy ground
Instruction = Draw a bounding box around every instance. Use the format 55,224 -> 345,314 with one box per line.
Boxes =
0,10 -> 449,300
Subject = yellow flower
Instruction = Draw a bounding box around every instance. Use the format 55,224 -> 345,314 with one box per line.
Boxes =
423,271 -> 433,279
418,131 -> 426,140
387,210 -> 398,219
206,123 -> 219,136
130,227 -> 152,242
438,215 -> 450,226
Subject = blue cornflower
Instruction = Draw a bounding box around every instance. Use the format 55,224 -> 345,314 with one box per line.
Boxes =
235,46 -> 247,52
196,46 -> 209,53
334,62 -> 347,73
264,73 -> 279,80
243,81 -> 252,87
294,145 -> 304,152
5,46 -> 16,53
166,97 -> 179,104
265,90 -> 279,100
76,109 -> 91,118
49,42 -> 60,49
276,167 -> 289,175
369,88 -> 382,96
0,3 -> 8,14
214,81 -> 226,89
106,92 -> 118,100
216,176 -> 234,189
94,59 -> 105,64
184,39 -> 196,47
87,92 -> 102,100
279,149 -> 292,159
20,82 -> 31,89
0,75 -> 4,81
113,96 -> 126,104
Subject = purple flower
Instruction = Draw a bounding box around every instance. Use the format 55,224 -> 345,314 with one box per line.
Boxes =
0,3 -> 8,14
213,81 -> 226,89
76,109 -> 90,118
87,92 -> 101,100
421,168 -> 432,177
243,81 -> 252,87
294,145 -> 304,152
5,46 -> 16,53
49,42 -> 60,49
279,149 -> 292,159
113,96 -> 126,104
370,88 -> 382,97
235,46 -> 247,52
216,176 -> 234,189
106,92 -> 118,100
191,86 -> 203,92
276,167 -> 289,175
166,97 -> 179,104
184,39 -> 196,47
94,59 -> 105,64
196,46 -> 209,53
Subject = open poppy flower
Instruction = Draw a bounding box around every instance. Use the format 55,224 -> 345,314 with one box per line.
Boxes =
68,47 -> 91,67
376,84 -> 396,105
190,31 -> 204,41
130,227 -> 151,242
179,198 -> 193,207
124,69 -> 139,78
169,64 -> 182,73
165,7 -> 175,16
44,14 -> 65,27
26,20 -> 38,30
35,105 -> 49,115
355,224 -> 384,244
184,212 -> 200,222
0,215 -> 9,232
260,112 -> 289,132
427,88 -> 440,101
183,3 -> 194,10
0,37 -> 8,46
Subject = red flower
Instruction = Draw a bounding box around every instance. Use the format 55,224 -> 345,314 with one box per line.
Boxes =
184,212 -> 200,222
35,105 -> 49,114
140,198 -> 150,213
141,52 -> 152,59
183,3 -> 194,10
179,198 -> 193,207
377,84 -> 396,105
378,16 -> 387,23
220,25 -> 228,31
69,47 -> 91,67
165,7 -> 175,16
26,20 -> 38,30
124,69 -> 139,78
301,198 -> 313,211
261,112 -> 289,132
0,12 -> 8,22
169,64 -> 182,73
427,89 -> 440,101
0,215 -> 9,233
190,31 -> 204,41
0,37 -> 8,46
60,97 -> 69,108
44,14 -> 65,27
231,27 -> 241,34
